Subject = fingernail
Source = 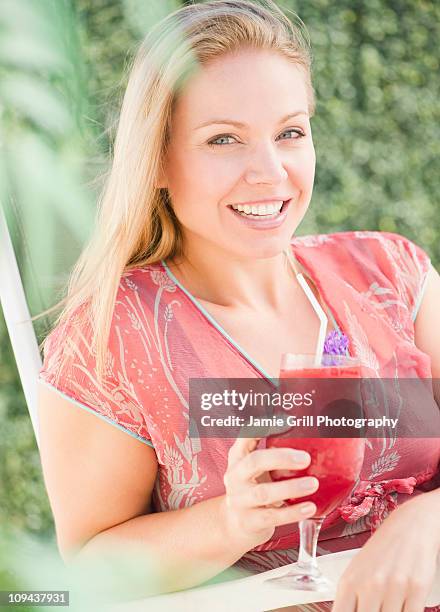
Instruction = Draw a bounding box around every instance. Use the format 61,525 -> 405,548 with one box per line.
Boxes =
300,503 -> 316,515
289,450 -> 310,463
300,477 -> 318,491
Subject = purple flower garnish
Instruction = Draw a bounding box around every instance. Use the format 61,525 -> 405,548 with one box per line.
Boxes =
323,330 -> 349,356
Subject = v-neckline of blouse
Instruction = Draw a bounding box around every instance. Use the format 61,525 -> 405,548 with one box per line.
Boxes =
161,246 -> 347,385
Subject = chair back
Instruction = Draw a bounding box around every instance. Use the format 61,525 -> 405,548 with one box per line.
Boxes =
0,204 -> 42,449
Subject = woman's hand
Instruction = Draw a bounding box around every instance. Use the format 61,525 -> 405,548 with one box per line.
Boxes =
221,437 -> 318,551
332,490 -> 440,612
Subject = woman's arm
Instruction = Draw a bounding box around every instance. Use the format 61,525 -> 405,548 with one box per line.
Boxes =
332,488 -> 440,612
38,382 -> 247,596
74,439 -> 316,597
74,493 -> 246,595
38,384 -> 316,597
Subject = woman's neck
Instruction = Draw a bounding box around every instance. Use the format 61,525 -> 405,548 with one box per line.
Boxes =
165,241 -> 299,312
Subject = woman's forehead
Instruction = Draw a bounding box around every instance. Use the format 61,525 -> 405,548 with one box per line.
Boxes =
173,50 -> 310,128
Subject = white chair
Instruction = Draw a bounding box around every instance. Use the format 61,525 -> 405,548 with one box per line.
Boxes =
0,203 -> 42,449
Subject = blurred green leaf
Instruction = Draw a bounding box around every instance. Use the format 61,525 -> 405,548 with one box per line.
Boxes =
0,74 -> 73,133
122,0 -> 182,37
0,34 -> 68,72
0,0 -> 58,44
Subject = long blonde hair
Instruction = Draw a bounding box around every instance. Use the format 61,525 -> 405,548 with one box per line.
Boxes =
36,0 -> 316,383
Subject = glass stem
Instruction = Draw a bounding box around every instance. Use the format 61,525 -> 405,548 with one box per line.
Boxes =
297,518 -> 324,574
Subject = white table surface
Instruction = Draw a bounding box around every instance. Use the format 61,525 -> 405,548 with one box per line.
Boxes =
107,547 -> 440,612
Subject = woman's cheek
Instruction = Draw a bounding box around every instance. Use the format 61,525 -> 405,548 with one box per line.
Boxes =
291,149 -> 316,192
206,153 -> 243,180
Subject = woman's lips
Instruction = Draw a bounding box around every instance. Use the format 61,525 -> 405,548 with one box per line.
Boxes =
227,199 -> 292,230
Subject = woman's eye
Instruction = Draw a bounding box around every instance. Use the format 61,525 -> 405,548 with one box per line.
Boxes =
278,128 -> 305,140
207,135 -> 237,146
207,129 -> 305,147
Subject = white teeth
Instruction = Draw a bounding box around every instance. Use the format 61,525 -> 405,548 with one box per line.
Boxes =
231,201 -> 284,216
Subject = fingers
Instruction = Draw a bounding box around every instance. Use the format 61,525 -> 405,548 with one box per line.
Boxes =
233,475 -> 319,508
223,439 -> 315,546
227,437 -> 262,468
247,501 -> 317,532
357,593 -> 382,612
233,447 -> 311,483
332,571 -> 357,612
331,592 -> 357,612
380,575 -> 407,612
333,570 -> 432,612
402,572 -> 434,612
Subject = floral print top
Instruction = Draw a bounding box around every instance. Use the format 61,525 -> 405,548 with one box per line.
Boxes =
38,231 -> 440,576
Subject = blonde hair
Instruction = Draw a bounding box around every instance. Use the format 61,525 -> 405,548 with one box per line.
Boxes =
36,0 -> 315,382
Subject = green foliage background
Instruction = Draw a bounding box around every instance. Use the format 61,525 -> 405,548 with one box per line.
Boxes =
0,0 -> 439,585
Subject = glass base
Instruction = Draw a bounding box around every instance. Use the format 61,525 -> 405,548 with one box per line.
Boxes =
265,563 -> 333,592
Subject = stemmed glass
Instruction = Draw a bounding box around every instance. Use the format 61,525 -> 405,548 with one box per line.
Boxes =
265,353 -> 365,591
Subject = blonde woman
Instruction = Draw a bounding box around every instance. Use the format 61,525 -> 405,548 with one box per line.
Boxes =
37,1 -> 440,609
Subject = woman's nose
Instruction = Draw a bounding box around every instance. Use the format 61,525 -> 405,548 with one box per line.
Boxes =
243,142 -> 288,185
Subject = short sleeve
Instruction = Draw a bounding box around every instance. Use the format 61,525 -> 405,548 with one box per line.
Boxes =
38,285 -> 154,448
378,232 -> 432,322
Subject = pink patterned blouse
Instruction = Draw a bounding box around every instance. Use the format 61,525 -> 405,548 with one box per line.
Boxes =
39,231 -> 440,609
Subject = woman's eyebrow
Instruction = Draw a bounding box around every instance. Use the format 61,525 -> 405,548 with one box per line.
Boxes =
194,110 -> 309,130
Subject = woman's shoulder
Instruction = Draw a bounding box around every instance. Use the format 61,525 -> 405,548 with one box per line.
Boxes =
291,230 -> 431,322
39,269 -> 158,446
41,262 -> 169,368
291,230 -> 430,273
292,229 -> 423,251
121,261 -> 176,294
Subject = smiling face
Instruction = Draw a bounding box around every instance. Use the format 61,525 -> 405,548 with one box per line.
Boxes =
159,49 -> 316,261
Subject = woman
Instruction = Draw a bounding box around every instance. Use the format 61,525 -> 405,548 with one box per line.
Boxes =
37,0 -> 440,609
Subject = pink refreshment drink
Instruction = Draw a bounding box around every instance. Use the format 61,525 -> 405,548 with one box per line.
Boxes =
264,353 -> 365,591
268,437 -> 364,517
267,355 -> 365,517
